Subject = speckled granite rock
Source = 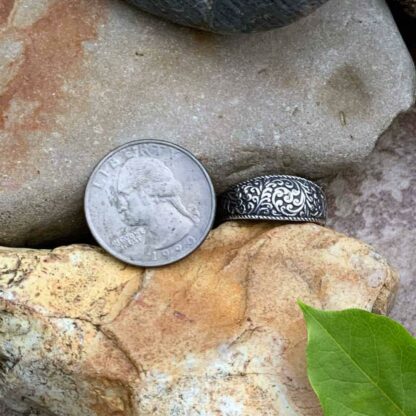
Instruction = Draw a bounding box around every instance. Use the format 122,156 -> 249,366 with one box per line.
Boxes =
0,223 -> 398,416
0,0 -> 414,246
326,106 -> 416,334
0,402 -> 20,416
126,0 -> 329,33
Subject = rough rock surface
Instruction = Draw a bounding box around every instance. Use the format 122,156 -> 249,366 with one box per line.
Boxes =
0,0 -> 414,246
0,223 -> 398,416
326,106 -> 416,335
0,402 -> 15,416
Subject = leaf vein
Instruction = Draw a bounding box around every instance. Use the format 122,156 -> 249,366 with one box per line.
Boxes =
305,309 -> 408,416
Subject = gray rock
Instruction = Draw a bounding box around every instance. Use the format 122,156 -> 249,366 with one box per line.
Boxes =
126,0 -> 329,33
0,0 -> 414,246
326,106 -> 416,335
0,402 -> 19,416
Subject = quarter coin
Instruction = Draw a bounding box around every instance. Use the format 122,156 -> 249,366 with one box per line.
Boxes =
85,140 -> 216,267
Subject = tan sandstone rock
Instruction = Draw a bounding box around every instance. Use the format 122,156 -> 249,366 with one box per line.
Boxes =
0,223 -> 398,416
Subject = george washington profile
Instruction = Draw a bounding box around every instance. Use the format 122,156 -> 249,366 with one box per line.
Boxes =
113,157 -> 200,250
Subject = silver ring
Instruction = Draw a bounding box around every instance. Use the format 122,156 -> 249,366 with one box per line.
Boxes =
217,175 -> 327,224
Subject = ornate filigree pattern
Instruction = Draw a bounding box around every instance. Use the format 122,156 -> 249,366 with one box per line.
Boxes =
218,175 -> 327,224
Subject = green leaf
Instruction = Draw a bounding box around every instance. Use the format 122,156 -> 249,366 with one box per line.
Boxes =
299,302 -> 416,416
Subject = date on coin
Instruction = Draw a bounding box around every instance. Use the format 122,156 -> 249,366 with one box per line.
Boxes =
84,140 -> 216,267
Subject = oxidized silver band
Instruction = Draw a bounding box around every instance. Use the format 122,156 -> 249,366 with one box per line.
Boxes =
217,175 -> 327,224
